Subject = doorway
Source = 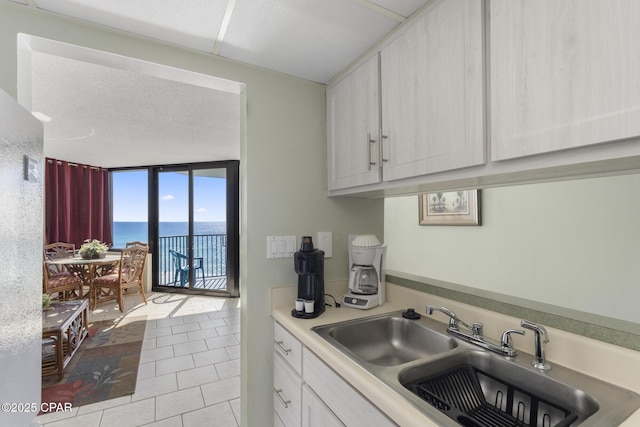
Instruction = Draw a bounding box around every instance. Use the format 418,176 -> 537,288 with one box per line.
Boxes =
152,161 -> 239,297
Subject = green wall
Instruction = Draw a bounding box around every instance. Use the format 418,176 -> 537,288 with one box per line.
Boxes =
0,3 -> 384,425
384,173 -> 640,325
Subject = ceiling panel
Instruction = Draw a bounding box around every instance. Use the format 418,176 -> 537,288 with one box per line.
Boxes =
18,0 -> 430,83
219,0 -> 400,83
368,0 -> 427,18
33,0 -> 226,52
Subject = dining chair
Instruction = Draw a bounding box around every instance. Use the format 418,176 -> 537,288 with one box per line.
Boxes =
91,244 -> 148,312
126,241 -> 149,249
169,249 -> 205,286
43,242 -> 84,300
115,241 -> 149,277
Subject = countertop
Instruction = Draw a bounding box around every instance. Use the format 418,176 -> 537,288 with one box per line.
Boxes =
271,282 -> 640,427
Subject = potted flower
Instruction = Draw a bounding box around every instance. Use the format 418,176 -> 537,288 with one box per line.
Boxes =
79,239 -> 110,259
42,293 -> 51,310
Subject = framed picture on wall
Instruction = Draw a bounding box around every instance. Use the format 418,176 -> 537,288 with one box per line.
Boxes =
418,190 -> 480,226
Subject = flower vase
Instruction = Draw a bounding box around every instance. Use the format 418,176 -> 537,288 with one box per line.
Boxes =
81,252 -> 106,260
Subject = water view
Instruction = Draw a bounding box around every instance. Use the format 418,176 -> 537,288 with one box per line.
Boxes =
113,221 -> 228,289
112,221 -> 226,248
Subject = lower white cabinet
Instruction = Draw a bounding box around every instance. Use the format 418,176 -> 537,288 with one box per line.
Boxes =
273,321 -> 396,427
303,347 -> 395,427
273,412 -> 286,427
302,385 -> 344,427
274,321 -> 303,375
273,352 -> 302,427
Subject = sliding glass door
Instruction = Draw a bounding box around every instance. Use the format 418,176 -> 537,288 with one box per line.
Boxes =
152,161 -> 239,297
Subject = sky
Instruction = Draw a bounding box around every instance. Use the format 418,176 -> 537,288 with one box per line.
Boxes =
112,169 -> 227,222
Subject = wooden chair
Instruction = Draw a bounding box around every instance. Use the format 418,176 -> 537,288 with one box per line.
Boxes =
119,241 -> 150,292
92,244 -> 148,312
126,241 -> 149,249
43,242 -> 84,301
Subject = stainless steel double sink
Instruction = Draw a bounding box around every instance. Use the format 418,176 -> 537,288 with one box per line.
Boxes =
312,310 -> 640,426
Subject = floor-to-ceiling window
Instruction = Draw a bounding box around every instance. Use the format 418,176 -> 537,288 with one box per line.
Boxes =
111,169 -> 149,248
110,161 -> 239,297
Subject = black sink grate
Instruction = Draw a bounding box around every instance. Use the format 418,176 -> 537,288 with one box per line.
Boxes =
404,364 -> 578,427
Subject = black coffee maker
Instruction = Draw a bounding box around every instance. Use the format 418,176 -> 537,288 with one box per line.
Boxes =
292,236 -> 325,319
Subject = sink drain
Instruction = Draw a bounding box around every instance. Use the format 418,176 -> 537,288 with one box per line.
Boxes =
404,365 -> 578,427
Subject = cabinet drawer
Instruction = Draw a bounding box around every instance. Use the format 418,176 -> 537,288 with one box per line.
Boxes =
303,348 -> 396,427
274,352 -> 302,427
274,322 -> 302,375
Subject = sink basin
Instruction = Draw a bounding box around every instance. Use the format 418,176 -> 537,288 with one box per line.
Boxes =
313,311 -> 640,426
312,311 -> 456,366
399,349 -> 639,427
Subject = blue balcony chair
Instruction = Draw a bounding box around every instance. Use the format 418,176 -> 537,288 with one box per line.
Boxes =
169,250 -> 205,286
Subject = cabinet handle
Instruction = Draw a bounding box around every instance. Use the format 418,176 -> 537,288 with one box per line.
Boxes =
274,340 -> 291,355
367,133 -> 376,170
380,131 -> 389,163
273,387 -> 291,408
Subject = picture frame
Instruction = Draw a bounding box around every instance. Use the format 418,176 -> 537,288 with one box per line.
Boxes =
418,190 -> 480,226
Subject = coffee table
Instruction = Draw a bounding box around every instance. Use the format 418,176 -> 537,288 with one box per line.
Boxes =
42,299 -> 89,380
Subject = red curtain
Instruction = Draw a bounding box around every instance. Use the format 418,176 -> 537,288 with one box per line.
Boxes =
45,158 -> 113,248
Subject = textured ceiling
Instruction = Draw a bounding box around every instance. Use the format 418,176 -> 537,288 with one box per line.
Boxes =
31,51 -> 242,168
10,0 -> 429,168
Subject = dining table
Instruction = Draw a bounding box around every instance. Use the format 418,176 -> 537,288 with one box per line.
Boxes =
45,253 -> 122,307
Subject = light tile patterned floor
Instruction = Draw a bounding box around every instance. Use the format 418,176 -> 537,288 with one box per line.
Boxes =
35,292 -> 241,427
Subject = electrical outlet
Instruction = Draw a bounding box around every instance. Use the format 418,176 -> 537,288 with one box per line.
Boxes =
317,231 -> 332,258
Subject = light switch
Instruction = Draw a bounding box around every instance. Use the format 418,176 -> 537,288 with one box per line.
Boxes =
285,236 -> 296,255
267,236 -> 296,259
317,232 -> 332,258
286,237 -> 295,253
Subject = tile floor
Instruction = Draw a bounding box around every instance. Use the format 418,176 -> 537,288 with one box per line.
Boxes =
35,292 -> 241,427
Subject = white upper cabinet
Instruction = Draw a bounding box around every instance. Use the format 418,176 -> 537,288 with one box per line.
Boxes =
327,0 -> 640,197
380,0 -> 485,182
327,55 -> 381,191
491,0 -> 640,161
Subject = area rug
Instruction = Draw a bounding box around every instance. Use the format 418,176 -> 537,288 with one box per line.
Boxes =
41,315 -> 147,413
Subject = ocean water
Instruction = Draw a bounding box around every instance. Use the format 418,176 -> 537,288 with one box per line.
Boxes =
112,221 -> 226,248
113,221 -> 228,278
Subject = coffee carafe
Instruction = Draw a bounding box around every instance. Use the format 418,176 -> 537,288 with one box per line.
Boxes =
292,236 -> 325,318
349,266 -> 379,295
343,235 -> 385,310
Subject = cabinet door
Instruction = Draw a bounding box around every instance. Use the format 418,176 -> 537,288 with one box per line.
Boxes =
302,385 -> 345,427
491,0 -> 640,161
303,348 -> 395,427
327,55 -> 381,190
381,0 -> 485,182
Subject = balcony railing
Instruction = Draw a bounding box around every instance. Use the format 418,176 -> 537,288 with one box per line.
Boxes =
157,233 -> 227,289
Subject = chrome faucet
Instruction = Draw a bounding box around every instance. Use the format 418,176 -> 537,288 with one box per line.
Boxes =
427,305 -> 524,357
426,305 -> 471,331
521,319 -> 551,370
